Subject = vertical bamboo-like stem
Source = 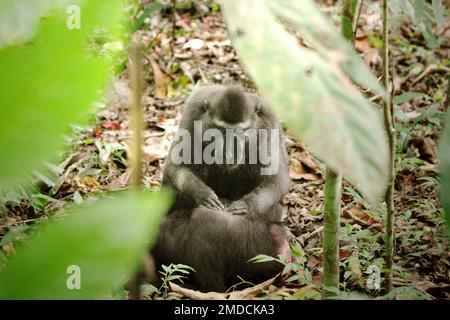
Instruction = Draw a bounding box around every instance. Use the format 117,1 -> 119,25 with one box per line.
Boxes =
128,43 -> 144,300
130,44 -> 144,190
322,0 -> 362,299
322,168 -> 342,298
381,0 -> 396,293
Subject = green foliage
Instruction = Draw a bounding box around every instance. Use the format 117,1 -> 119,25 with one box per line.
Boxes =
158,263 -> 195,298
341,0 -> 359,42
0,191 -> 171,299
133,2 -> 168,31
439,109 -> 450,235
0,0 -> 68,48
377,286 -> 430,300
390,0 -> 445,48
0,0 -> 125,188
222,0 -> 388,204
250,245 -> 312,285
341,17 -> 353,42
393,92 -> 424,105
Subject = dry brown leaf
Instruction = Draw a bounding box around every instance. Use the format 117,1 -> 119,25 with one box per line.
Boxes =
363,48 -> 381,66
289,159 -> 319,181
150,59 -> 171,99
297,152 -> 319,170
343,205 -> 383,231
107,169 -> 132,190
354,35 -> 371,53
422,137 -> 438,164
411,136 -> 438,163
289,158 -> 306,174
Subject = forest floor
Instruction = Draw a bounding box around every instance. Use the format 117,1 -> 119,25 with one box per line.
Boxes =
1,0 -> 449,299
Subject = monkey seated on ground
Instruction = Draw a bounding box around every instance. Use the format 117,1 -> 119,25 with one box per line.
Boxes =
152,85 -> 291,292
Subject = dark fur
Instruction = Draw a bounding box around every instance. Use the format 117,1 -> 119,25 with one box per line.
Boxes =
152,85 -> 291,292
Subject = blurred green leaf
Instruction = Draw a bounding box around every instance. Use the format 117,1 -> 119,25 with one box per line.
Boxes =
0,0 -> 68,48
420,24 -> 438,49
0,190 -> 171,299
394,0 -> 442,49
412,103 -> 440,124
393,92 -> 424,105
267,0 -> 385,95
0,0 -> 125,188
439,109 -> 450,235
223,0 -> 388,203
431,0 -> 444,28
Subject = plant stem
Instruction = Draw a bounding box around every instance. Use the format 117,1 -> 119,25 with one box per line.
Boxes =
130,44 -> 144,190
381,0 -> 396,293
322,0 -> 363,298
341,0 -> 362,44
321,0 -> 363,298
128,43 -> 144,300
322,168 -> 342,298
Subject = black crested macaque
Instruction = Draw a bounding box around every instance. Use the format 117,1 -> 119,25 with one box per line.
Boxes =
152,85 -> 291,292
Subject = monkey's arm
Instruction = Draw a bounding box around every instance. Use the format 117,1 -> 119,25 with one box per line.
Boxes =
228,163 -> 290,219
242,174 -> 290,218
163,164 -> 224,210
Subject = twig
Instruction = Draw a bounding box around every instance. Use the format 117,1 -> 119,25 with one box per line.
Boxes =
352,0 -> 363,46
381,0 -> 395,293
412,64 -> 450,84
301,226 -> 324,242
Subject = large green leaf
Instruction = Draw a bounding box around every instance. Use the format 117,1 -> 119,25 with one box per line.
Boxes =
439,109 -> 450,235
0,190 -> 171,299
222,0 -> 389,203
0,0 -> 124,188
0,0 -> 69,49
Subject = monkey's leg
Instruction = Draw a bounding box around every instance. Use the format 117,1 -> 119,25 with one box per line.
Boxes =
223,215 -> 290,287
152,209 -> 228,292
185,208 -> 233,292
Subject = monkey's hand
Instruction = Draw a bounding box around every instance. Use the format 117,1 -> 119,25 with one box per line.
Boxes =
197,187 -> 225,210
227,200 -> 249,215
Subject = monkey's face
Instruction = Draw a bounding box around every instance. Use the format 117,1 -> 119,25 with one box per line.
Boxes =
203,97 -> 261,133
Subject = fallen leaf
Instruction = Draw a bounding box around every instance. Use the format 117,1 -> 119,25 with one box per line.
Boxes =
94,125 -> 102,139
102,120 -> 121,130
150,59 -> 171,99
411,136 -> 438,163
297,152 -> 319,170
422,137 -> 438,164
289,159 -> 320,181
343,205 -> 383,231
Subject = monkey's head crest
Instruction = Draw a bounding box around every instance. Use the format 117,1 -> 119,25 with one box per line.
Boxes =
215,85 -> 251,124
